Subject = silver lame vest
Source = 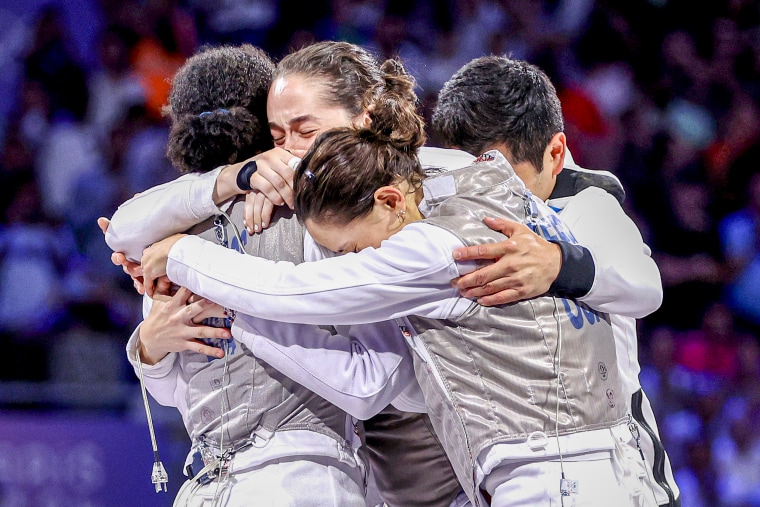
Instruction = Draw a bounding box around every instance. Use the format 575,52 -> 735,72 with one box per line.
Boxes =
180,198 -> 350,451
407,151 -> 627,502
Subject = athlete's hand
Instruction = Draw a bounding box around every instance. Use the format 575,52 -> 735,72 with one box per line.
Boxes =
141,233 -> 187,298
240,151 -> 300,234
98,216 -> 146,294
452,217 -> 561,306
138,287 -> 231,365
244,190 -> 275,234
246,149 -> 299,208
216,148 -> 298,213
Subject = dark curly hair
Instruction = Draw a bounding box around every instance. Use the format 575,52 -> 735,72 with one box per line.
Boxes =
163,44 -> 275,173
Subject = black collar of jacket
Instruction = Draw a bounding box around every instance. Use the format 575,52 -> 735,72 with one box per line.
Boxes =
550,167 -> 625,204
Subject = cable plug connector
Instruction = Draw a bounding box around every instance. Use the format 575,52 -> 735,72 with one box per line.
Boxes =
151,460 -> 169,493
560,477 -> 578,496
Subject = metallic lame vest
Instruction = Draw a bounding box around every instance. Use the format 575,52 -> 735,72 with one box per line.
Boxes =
407,151 -> 627,502
180,198 -> 349,450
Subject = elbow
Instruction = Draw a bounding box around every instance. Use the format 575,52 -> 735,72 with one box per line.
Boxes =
579,278 -> 663,319
629,283 -> 663,319
105,225 -> 143,263
352,404 -> 383,421
328,389 -> 387,420
340,378 -> 395,420
103,227 -> 119,252
343,383 -> 394,420
629,263 -> 664,318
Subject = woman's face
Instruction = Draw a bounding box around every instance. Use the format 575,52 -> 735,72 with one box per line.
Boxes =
303,185 -> 415,255
267,74 -> 367,158
305,208 -> 396,254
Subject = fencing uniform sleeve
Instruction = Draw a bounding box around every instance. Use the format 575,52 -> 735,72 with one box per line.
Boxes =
561,187 -> 662,318
547,240 -> 596,299
231,317 -> 417,420
105,167 -> 226,262
167,223 -> 479,325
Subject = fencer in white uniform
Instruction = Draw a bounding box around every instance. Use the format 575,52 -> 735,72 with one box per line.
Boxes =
141,142 -> 646,506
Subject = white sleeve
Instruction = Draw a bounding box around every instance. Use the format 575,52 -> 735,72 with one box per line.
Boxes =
167,223 -> 478,325
562,187 -> 663,318
231,317 -> 419,420
124,322 -> 181,408
417,146 -> 474,171
105,167 -> 226,262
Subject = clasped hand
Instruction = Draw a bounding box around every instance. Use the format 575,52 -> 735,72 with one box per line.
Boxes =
138,287 -> 231,364
451,217 -> 561,305
218,148 -> 299,235
140,233 -> 188,298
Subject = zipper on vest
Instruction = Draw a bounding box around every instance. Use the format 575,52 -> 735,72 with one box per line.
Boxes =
213,216 -> 228,248
397,319 -> 454,404
523,190 -> 539,230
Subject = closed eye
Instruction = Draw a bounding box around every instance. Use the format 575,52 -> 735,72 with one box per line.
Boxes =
334,245 -> 357,255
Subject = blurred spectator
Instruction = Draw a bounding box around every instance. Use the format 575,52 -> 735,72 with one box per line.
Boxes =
85,25 -> 145,140
19,5 -> 105,223
0,126 -> 34,219
674,438 -> 718,507
17,79 -> 51,150
719,172 -> 760,330
325,0 -> 384,46
257,0 -> 330,56
0,7 -> 32,142
22,5 -> 88,124
705,92 -> 760,216
639,327 -> 680,417
673,302 -> 744,383
33,101 -> 104,221
712,408 -> 760,506
735,337 -> 760,395
48,302 -> 128,387
189,0 -> 276,47
118,103 -> 174,198
125,0 -> 196,120
0,177 -> 77,340
664,388 -> 726,472
649,136 -> 725,329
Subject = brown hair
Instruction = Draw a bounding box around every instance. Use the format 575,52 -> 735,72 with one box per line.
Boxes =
275,41 -> 425,142
294,125 -> 425,226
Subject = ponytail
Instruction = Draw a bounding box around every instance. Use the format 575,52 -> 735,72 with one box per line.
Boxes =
166,105 -> 268,173
163,43 -> 274,174
368,59 -> 426,152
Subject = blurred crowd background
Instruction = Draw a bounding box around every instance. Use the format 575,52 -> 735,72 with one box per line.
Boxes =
0,0 -> 759,505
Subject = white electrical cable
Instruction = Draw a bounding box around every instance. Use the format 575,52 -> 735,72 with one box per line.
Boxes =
210,339 -> 232,507
551,297 -> 570,507
135,345 -> 169,493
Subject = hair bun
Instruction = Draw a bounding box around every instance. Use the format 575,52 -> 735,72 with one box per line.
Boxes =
163,43 -> 274,174
379,59 -> 414,98
367,58 -> 425,151
168,106 -> 267,172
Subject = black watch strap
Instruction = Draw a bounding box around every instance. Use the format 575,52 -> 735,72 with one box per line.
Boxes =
236,160 -> 258,191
